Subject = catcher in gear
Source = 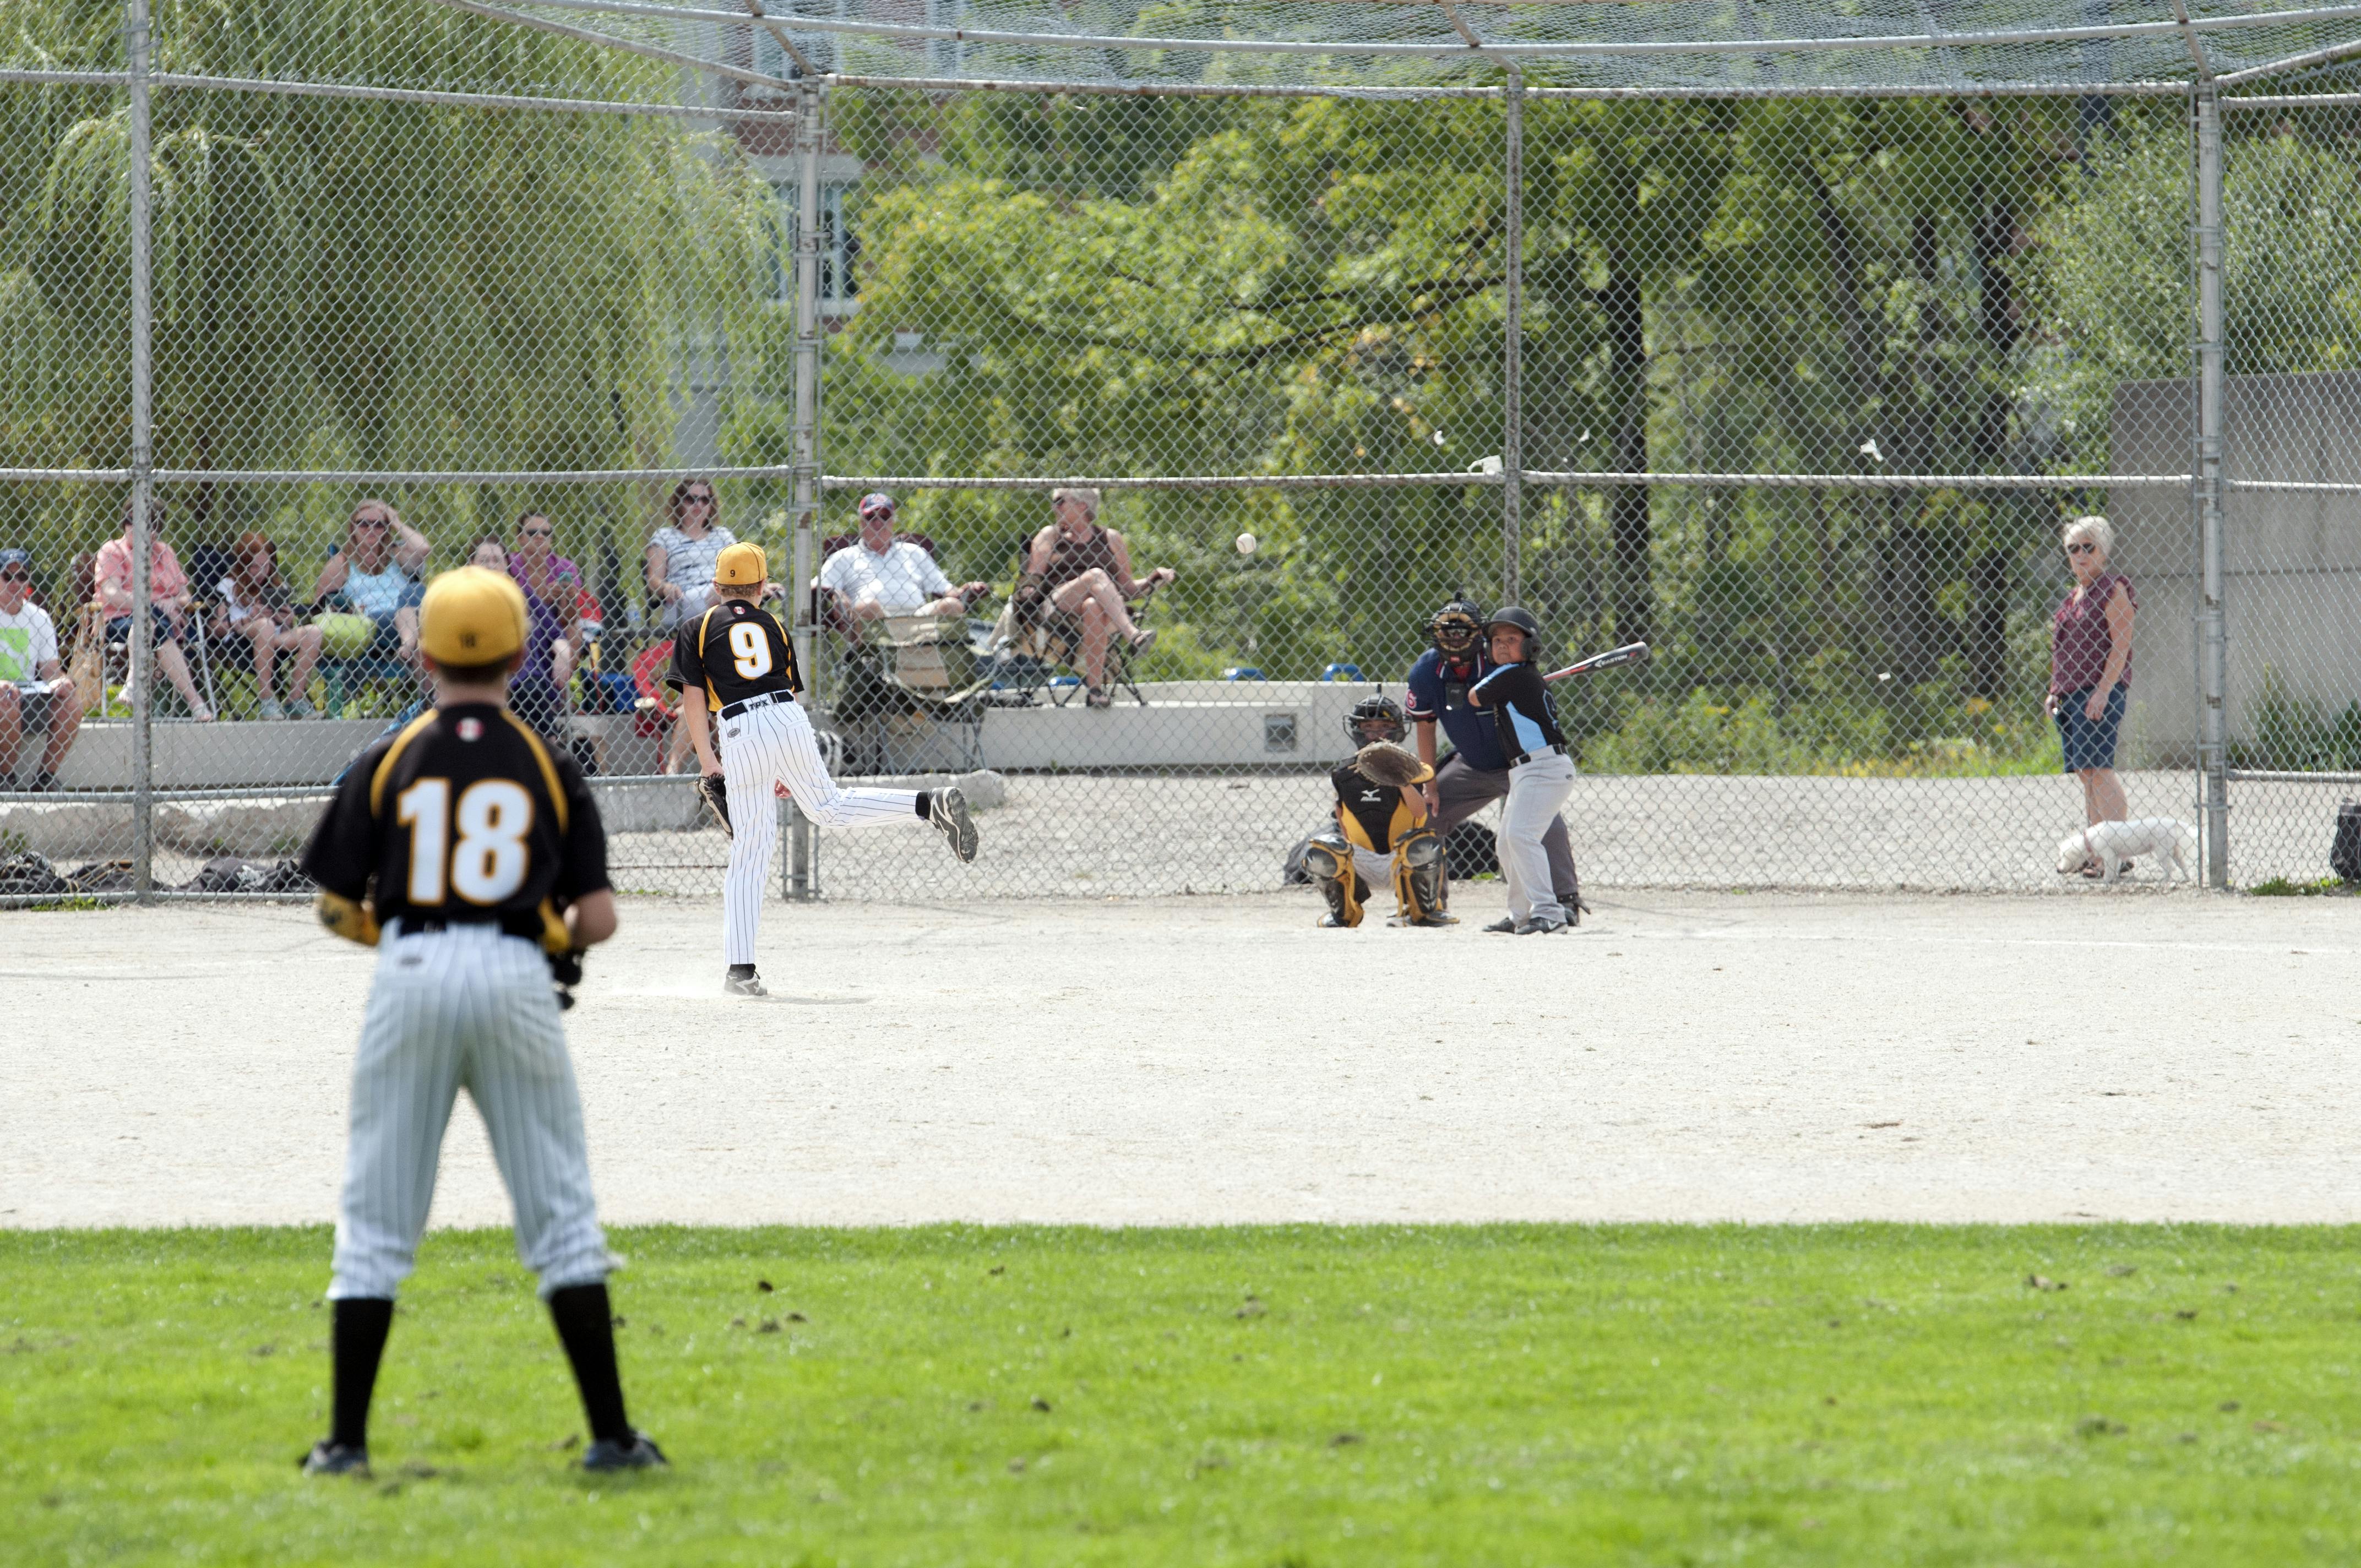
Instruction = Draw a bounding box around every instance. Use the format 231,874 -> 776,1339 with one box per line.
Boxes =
1303,694 -> 1456,928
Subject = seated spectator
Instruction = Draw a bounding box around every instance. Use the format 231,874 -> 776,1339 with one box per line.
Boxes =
95,497 -> 215,721
468,535 -> 573,739
1015,486 -> 1174,708
212,531 -> 323,719
644,478 -> 736,630
0,547 -> 82,790
507,510 -> 584,736
820,492 -> 988,624
311,498 -> 429,669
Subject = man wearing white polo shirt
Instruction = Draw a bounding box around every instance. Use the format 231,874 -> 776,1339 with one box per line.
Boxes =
818,493 -> 987,622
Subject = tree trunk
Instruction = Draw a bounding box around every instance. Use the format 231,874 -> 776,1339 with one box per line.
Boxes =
1598,260 -> 1650,646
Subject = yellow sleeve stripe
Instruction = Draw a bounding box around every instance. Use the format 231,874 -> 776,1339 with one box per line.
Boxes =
697,606 -> 722,712
499,710 -> 572,835
367,711 -> 443,818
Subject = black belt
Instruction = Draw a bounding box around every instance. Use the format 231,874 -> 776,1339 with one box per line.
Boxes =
1510,743 -> 1568,767
395,911 -> 545,942
720,690 -> 794,720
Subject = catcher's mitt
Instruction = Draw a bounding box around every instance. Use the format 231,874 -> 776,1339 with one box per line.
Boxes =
1355,739 -> 1433,788
698,772 -> 732,837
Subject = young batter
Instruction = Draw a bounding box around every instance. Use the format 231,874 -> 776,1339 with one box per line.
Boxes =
298,566 -> 662,1477
672,542 -> 977,997
1467,606 -> 1577,935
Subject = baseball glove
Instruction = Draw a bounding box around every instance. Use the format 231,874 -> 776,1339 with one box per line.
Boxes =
1356,740 -> 1434,788
698,773 -> 732,837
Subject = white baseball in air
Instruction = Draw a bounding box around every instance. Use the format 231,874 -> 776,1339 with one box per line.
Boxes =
1236,532 -> 1258,556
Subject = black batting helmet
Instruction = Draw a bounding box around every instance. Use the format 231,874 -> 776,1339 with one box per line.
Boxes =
1483,605 -> 1541,658
1426,598 -> 1484,656
1343,692 -> 1408,747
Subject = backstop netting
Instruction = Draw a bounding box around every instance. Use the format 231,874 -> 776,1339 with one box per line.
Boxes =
7,1 -> 2359,901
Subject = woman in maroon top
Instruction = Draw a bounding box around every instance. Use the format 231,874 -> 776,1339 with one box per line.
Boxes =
2048,514 -> 2136,865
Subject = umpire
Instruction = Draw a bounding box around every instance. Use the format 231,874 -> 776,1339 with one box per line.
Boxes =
1404,598 -> 1585,927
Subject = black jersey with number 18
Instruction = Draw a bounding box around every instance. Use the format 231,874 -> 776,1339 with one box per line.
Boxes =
298,702 -> 611,931
667,600 -> 802,712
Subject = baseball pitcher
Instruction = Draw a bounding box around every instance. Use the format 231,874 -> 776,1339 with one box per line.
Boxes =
672,542 -> 977,997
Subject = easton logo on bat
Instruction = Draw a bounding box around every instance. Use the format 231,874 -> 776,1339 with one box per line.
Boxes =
1541,641 -> 1652,683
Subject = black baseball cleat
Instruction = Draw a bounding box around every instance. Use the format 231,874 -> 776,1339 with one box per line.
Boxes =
1515,918 -> 1570,936
1482,917 -> 1519,934
1389,912 -> 1459,928
301,1440 -> 371,1477
581,1430 -> 669,1472
930,786 -> 979,864
723,966 -> 768,998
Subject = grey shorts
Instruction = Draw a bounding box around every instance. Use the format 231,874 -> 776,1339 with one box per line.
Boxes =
8,684 -> 59,729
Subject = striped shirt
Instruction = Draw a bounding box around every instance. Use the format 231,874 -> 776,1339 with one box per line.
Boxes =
651,525 -> 737,624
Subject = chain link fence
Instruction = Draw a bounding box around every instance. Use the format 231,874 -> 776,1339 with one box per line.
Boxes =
8,1 -> 2361,904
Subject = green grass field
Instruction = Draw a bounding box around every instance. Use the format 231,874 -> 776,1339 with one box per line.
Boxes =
6,1224 -> 2359,1566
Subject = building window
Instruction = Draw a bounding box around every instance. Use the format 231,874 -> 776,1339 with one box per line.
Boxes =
770,183 -> 858,315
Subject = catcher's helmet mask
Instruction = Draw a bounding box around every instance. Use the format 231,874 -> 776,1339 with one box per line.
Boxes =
1344,692 -> 1408,747
1427,599 -> 1484,657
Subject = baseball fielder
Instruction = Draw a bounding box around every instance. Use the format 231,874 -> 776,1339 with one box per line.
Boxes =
672,542 -> 977,997
1301,694 -> 1454,929
297,567 -> 662,1477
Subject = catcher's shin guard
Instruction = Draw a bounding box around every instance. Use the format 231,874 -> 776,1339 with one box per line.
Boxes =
1390,826 -> 1456,927
1303,832 -> 1363,928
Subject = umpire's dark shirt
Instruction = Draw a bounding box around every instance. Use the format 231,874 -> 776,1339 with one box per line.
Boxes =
1405,647 -> 1509,771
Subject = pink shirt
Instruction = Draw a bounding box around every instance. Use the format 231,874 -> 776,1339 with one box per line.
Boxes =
2050,571 -> 2135,695
95,535 -> 191,617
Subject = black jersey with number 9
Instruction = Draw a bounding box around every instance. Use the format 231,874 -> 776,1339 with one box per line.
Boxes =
667,600 -> 802,712
300,702 -> 610,930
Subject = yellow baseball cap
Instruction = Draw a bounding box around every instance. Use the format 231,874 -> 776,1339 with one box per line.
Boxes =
714,541 -> 768,586
418,566 -> 528,665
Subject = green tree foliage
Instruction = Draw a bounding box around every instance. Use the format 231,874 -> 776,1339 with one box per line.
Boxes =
2,0 -> 773,574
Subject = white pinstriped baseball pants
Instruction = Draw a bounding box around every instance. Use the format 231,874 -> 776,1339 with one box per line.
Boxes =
330,925 -> 613,1301
719,696 -> 924,965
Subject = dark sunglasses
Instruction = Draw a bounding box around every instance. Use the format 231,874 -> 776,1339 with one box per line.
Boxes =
0,569 -> 29,582
2065,541 -> 2096,555
352,516 -> 389,530
521,526 -> 554,538
684,492 -> 716,505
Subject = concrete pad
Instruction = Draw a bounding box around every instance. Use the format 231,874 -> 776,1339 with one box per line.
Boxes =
3,891 -> 2355,1232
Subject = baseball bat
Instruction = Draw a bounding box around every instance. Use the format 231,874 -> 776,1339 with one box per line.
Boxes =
1541,641 -> 1651,683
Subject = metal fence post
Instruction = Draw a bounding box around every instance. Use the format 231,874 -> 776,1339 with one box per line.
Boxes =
784,79 -> 824,901
2193,84 -> 2229,888
127,0 -> 156,901
1500,64 -> 1524,606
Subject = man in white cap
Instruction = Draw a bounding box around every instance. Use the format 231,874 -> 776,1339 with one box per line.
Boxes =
818,492 -> 988,623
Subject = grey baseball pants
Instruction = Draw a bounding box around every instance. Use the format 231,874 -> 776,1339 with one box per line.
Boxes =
1430,752 -> 1582,908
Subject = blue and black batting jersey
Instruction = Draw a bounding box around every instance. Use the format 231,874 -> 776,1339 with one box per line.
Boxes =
1468,661 -> 1567,764
667,600 -> 802,712
299,701 -> 610,930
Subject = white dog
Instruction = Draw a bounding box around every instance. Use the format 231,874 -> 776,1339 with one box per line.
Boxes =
2055,818 -> 2199,883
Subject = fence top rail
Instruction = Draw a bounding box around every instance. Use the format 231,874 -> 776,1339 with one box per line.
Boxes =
532,0 -> 2361,62
822,72 -> 2195,99
150,70 -> 804,121
823,471 -> 2191,492
144,464 -> 797,485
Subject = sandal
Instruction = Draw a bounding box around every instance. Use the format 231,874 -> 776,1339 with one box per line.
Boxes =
1128,628 -> 1158,656
1084,686 -> 1111,709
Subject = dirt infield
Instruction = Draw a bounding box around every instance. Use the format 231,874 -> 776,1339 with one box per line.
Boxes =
6,889 -> 2357,1231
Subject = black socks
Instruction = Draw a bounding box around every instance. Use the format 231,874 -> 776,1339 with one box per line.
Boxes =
547,1282 -> 633,1445
913,791 -> 933,820
329,1297 -> 395,1450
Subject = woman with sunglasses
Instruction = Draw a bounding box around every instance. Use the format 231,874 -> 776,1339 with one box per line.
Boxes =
213,531 -> 324,718
312,500 -> 432,669
2048,514 -> 2137,872
644,480 -> 737,630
